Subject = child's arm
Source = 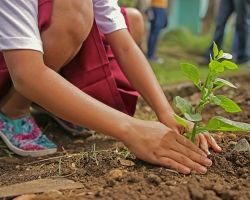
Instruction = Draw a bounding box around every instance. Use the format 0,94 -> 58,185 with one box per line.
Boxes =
3,50 -> 211,174
105,29 -> 222,154
105,30 -> 178,131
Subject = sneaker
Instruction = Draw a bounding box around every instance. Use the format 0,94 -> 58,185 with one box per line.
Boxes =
148,56 -> 164,64
0,113 -> 57,157
31,104 -> 89,136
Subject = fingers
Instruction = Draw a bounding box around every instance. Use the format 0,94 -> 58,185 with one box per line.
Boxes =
156,157 -> 191,174
204,133 -> 222,152
175,133 -> 208,157
199,134 -> 210,155
173,142 -> 212,168
160,150 -> 208,174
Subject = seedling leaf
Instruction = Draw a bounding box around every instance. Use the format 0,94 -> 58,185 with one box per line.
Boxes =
180,63 -> 200,87
213,95 -> 241,113
222,60 -> 238,70
217,50 -> 224,59
174,114 -> 188,129
213,42 -> 219,58
214,78 -> 237,89
204,116 -> 250,132
209,60 -> 224,73
174,96 -> 192,115
184,113 -> 202,122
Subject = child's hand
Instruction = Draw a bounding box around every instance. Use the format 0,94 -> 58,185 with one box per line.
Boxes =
195,133 -> 222,155
181,121 -> 222,155
123,120 -> 213,174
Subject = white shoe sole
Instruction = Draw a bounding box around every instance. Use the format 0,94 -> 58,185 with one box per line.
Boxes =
0,131 -> 57,157
31,105 -> 89,135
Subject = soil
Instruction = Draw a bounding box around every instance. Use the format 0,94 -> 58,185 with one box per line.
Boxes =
0,74 -> 250,200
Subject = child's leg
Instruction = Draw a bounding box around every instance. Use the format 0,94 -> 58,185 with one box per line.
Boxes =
0,0 -> 93,156
125,8 -> 145,46
1,0 -> 93,119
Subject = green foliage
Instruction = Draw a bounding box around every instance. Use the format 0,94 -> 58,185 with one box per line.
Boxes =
203,117 -> 250,132
174,114 -> 188,130
212,95 -> 241,113
180,63 -> 201,87
118,0 -> 135,7
175,96 -> 193,115
174,43 -> 250,142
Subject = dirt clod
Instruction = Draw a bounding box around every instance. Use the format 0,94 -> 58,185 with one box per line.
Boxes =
108,169 -> 123,181
146,173 -> 162,186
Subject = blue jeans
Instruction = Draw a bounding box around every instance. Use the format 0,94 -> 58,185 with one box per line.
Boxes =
234,0 -> 250,62
206,0 -> 235,58
207,0 -> 250,62
147,7 -> 168,59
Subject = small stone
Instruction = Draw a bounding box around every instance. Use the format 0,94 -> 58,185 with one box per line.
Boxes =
127,174 -> 142,184
146,174 -> 161,186
228,134 -> 237,139
71,163 -> 76,168
228,141 -> 237,148
119,159 -> 135,167
233,138 -> 250,152
108,169 -> 123,181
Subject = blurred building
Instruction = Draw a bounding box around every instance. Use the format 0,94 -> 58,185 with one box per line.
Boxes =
168,0 -> 218,34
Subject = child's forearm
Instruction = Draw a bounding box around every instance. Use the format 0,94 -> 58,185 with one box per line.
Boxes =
3,50 -> 134,142
106,30 -> 176,126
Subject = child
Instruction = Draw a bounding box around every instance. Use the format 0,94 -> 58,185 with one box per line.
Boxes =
0,0 -> 221,174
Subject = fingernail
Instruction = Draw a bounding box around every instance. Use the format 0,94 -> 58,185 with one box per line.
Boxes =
206,149 -> 211,155
205,159 -> 212,167
198,166 -> 207,174
184,168 -> 191,174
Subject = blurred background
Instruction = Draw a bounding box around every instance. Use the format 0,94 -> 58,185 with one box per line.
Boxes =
118,0 -> 250,85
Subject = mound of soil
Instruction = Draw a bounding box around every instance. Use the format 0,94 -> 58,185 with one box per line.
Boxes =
0,74 -> 250,200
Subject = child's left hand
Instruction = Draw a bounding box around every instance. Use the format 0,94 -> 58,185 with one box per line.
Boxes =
164,118 -> 222,155
195,133 -> 222,155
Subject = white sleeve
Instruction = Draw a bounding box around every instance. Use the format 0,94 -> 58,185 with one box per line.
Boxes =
93,0 -> 127,34
0,0 -> 43,52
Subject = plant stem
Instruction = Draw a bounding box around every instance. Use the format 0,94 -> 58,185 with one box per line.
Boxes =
191,122 -> 198,142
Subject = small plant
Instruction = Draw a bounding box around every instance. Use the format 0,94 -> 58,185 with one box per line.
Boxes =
174,42 -> 250,142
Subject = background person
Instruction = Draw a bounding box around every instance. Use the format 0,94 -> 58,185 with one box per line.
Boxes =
147,0 -> 168,63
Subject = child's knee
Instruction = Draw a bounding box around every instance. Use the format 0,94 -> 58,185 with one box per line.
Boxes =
66,0 -> 94,44
41,0 -> 94,70
126,8 -> 145,44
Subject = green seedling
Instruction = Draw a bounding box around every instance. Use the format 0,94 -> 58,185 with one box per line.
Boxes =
174,42 -> 250,142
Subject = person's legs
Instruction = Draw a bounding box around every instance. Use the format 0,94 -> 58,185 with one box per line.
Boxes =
234,0 -> 250,63
147,7 -> 167,60
0,0 -> 93,156
206,0 -> 234,58
1,0 -> 93,119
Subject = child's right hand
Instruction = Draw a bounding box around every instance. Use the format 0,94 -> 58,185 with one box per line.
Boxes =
122,120 -> 213,174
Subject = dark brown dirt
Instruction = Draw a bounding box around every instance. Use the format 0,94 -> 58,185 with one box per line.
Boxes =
0,74 -> 250,200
